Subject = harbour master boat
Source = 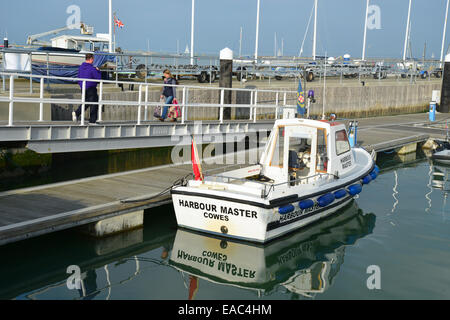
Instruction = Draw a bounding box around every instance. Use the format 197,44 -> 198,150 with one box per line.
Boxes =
171,118 -> 379,243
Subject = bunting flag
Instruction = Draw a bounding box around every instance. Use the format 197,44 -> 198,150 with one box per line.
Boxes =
297,77 -> 306,116
191,137 -> 204,181
188,276 -> 199,300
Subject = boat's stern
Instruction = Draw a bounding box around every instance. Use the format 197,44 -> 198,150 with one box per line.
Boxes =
171,186 -> 270,243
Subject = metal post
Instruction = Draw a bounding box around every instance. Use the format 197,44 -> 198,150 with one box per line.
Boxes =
144,85 -> 148,121
275,92 -> 279,119
253,90 -> 258,123
137,84 -> 142,125
29,53 -> 33,94
220,89 -> 224,124
249,91 -> 254,120
181,86 -> 186,124
39,77 -> 44,122
8,75 -> 14,126
81,81 -> 86,126
98,81 -> 103,122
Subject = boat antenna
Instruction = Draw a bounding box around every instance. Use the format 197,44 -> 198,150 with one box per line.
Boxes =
322,51 -> 327,120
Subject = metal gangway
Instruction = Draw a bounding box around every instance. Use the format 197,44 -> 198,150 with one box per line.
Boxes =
0,72 -> 298,153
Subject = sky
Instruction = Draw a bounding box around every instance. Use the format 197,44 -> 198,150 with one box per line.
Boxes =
0,0 -> 449,60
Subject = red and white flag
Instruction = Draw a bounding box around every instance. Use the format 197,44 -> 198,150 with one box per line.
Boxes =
191,138 -> 203,181
114,16 -> 124,29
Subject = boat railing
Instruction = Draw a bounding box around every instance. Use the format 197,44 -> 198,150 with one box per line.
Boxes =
202,171 -> 336,199
262,172 -> 336,198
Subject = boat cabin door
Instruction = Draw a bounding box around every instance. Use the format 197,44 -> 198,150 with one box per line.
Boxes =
262,125 -> 317,183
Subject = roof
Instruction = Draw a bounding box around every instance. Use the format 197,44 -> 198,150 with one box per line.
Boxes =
274,118 -> 345,130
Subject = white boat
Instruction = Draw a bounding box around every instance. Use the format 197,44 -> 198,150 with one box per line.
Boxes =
171,118 -> 378,243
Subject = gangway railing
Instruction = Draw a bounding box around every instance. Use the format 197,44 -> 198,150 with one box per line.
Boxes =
0,72 -> 298,127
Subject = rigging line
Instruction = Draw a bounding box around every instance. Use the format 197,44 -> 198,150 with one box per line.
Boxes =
299,2 -> 315,57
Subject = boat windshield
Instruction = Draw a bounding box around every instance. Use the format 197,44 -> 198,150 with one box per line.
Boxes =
270,127 -> 285,167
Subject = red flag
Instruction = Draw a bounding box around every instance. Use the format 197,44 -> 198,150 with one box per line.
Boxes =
191,138 -> 203,181
188,276 -> 198,300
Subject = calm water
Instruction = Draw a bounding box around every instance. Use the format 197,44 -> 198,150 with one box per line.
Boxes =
0,152 -> 449,300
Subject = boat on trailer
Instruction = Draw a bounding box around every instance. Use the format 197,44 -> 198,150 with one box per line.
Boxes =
171,118 -> 378,243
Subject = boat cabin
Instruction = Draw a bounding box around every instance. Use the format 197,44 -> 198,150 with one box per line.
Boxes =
259,119 -> 353,184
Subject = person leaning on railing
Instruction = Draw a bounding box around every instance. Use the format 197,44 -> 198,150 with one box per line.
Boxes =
72,53 -> 102,125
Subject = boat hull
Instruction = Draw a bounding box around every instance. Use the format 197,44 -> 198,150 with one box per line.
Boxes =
172,190 -> 355,243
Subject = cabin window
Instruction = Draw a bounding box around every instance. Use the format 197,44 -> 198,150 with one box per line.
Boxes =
316,128 -> 328,173
335,129 -> 351,156
270,127 -> 285,167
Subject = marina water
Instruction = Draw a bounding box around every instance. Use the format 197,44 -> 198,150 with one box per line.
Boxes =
0,151 -> 448,300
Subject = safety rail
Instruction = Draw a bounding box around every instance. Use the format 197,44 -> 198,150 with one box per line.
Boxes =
203,171 -> 336,199
0,72 -> 298,127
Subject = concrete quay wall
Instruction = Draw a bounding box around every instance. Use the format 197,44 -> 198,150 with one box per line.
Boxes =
44,81 -> 441,121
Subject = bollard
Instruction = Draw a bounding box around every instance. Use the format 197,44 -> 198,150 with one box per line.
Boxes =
219,48 -> 233,120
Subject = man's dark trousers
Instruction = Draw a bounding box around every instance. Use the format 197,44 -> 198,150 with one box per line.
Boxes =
75,87 -> 99,123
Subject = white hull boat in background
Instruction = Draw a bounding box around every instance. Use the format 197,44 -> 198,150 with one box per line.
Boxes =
171,119 -> 378,243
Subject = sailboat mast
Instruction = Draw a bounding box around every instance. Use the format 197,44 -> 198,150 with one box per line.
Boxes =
313,0 -> 318,60
108,0 -> 113,53
190,0 -> 195,65
403,0 -> 412,61
440,0 -> 450,67
255,0 -> 261,63
362,0 -> 370,60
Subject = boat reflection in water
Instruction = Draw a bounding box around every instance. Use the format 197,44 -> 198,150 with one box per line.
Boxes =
169,201 -> 376,299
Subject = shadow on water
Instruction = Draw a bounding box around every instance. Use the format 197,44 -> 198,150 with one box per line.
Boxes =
0,204 -> 177,299
169,200 -> 376,299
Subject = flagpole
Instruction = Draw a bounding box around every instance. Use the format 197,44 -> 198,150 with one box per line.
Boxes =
108,0 -> 113,53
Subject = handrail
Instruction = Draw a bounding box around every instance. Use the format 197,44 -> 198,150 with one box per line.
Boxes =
0,71 -> 298,126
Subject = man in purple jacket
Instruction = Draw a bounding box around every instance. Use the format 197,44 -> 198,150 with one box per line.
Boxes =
72,53 -> 102,124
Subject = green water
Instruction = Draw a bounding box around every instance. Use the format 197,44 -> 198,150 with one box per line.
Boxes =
0,153 -> 448,300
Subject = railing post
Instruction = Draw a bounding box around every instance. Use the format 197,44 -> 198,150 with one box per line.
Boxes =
8,75 -> 14,127
220,89 -> 224,124
39,77 -> 44,122
137,84 -> 142,125
144,85 -> 148,121
80,81 -> 86,126
181,86 -> 186,124
249,90 -> 254,121
98,81 -> 103,122
253,90 -> 258,123
275,92 -> 279,120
